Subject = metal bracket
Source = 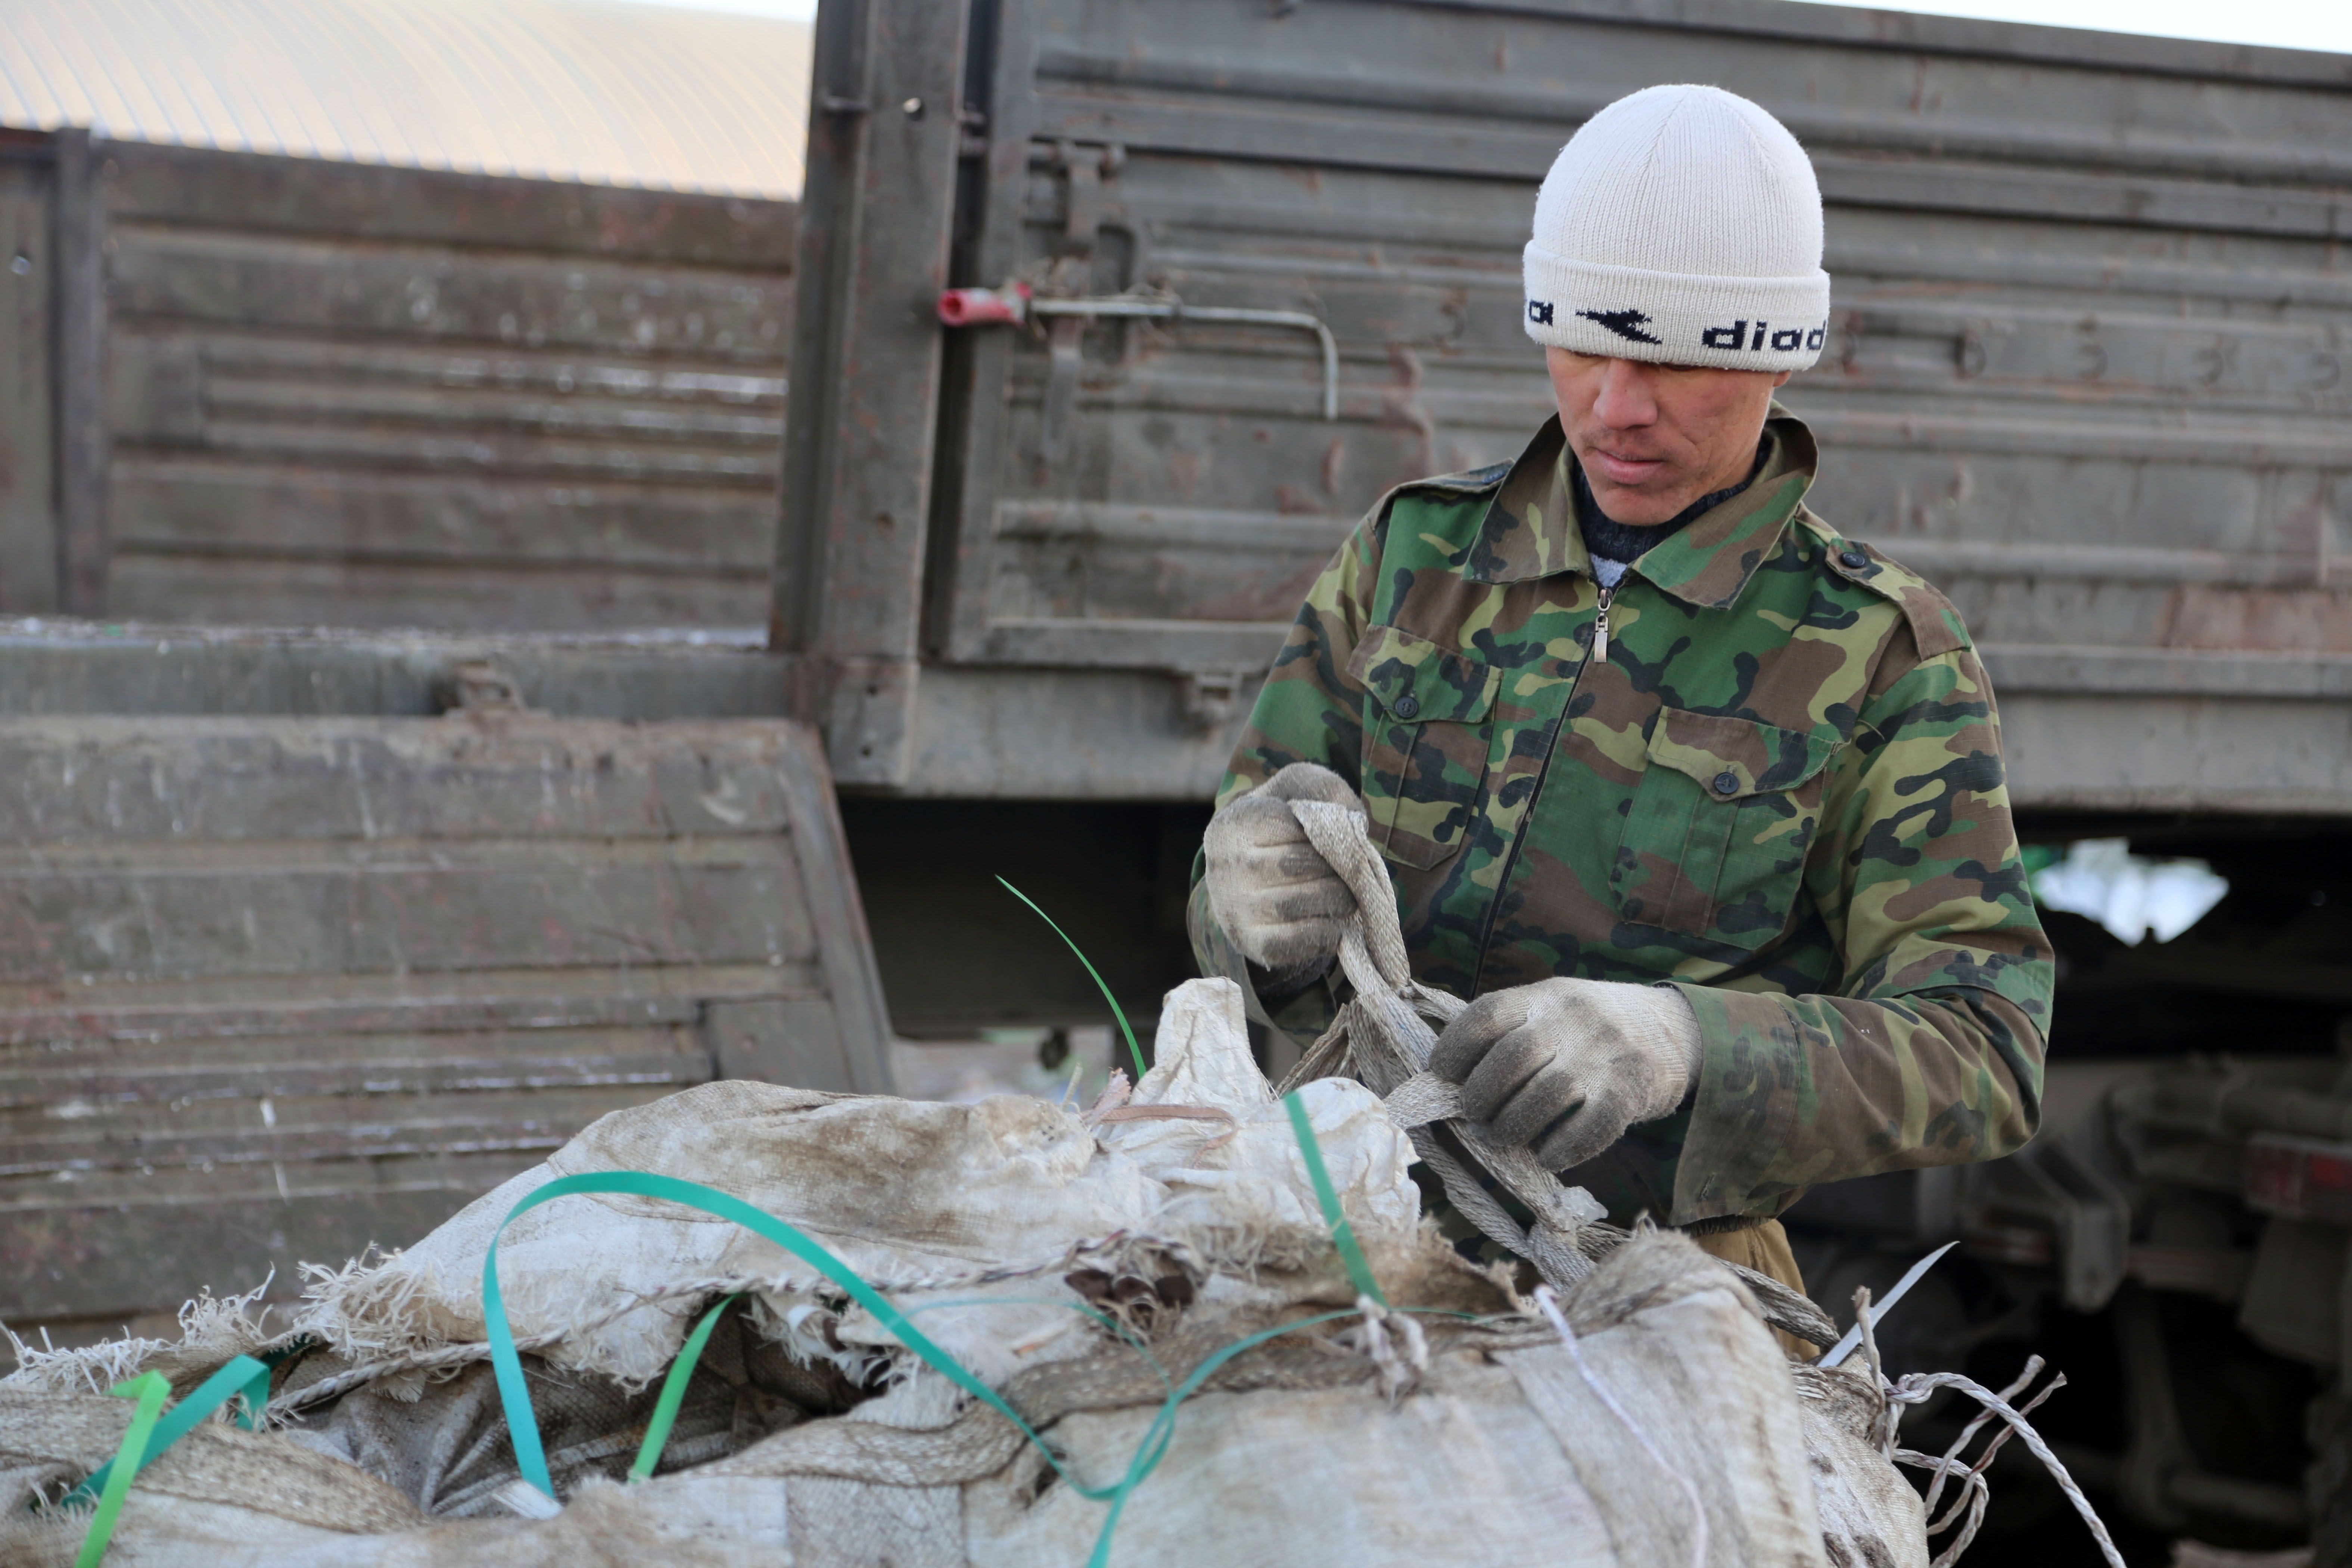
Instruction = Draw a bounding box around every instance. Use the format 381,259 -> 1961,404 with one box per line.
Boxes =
1177,669 -> 1259,735
1965,1137 -> 2132,1312
1044,141 -> 1124,255
439,659 -> 531,713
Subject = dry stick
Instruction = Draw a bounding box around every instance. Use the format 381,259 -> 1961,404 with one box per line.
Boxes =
1536,1286 -> 1709,1568
1851,1285 -> 1895,1453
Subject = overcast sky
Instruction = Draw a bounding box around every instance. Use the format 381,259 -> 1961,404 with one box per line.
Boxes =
588,0 -> 2351,56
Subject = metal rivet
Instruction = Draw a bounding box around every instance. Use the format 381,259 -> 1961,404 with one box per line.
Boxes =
1840,548 -> 1868,570
1392,694 -> 1420,720
1712,771 -> 1740,796
901,96 -> 925,119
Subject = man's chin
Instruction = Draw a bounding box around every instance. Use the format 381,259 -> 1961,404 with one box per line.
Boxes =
1585,478 -> 1695,526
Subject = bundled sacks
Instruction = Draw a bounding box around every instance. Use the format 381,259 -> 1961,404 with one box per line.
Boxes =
0,979 -> 1926,1568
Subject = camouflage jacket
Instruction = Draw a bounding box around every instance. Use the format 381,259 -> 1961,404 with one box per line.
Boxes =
1190,410 -> 2051,1226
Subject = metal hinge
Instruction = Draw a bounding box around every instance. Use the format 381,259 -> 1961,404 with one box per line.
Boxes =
1177,669 -> 1260,735
1037,140 -> 1125,254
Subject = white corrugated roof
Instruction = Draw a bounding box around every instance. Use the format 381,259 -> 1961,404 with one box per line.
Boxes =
0,0 -> 811,197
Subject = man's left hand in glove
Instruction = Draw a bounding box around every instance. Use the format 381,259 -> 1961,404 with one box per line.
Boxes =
1427,978 -> 1703,1173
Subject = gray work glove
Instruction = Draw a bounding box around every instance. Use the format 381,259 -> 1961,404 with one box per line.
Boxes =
1428,978 -> 1703,1173
1203,762 -> 1366,974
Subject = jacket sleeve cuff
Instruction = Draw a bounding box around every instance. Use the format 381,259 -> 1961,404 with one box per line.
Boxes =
1665,980 -> 2044,1225
1665,982 -> 1810,1224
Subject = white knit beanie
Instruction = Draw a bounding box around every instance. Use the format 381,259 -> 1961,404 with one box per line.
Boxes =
1523,84 -> 1829,373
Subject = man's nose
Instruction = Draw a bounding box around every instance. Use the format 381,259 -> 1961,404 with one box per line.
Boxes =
1590,360 -> 1658,429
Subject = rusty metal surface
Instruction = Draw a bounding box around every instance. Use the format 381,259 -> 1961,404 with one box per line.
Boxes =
772,0 -> 972,785
0,135 -> 799,633
0,617 -> 2343,813
0,714 -> 891,1324
0,141 -> 52,614
762,0 -> 2352,808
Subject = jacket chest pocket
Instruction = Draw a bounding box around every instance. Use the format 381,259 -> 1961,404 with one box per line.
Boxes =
1347,624 -> 1499,871
1610,707 -> 1837,951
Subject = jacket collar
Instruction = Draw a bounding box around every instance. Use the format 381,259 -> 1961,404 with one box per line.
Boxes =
1461,408 -> 1819,610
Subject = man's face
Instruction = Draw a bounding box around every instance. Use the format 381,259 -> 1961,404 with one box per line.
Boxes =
1546,348 -> 1792,525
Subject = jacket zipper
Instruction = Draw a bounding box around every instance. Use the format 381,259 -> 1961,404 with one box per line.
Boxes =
1467,580 -> 1615,993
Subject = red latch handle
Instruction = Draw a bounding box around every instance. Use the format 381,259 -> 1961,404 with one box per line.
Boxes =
937,283 -> 1031,326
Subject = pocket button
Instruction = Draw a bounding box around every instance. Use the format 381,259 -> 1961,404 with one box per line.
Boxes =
1712,770 -> 1740,796
1392,694 -> 1419,719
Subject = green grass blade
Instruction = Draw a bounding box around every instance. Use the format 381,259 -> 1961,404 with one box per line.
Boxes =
997,877 -> 1148,1080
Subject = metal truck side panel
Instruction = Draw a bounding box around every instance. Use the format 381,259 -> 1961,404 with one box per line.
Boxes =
0,138 -> 800,633
772,0 -> 971,785
0,715 -> 892,1325
763,0 -> 2352,808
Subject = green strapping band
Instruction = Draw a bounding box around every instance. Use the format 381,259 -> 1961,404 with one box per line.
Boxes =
627,1292 -> 740,1483
483,1172 -> 1090,1504
70,1371 -> 167,1568
1283,1090 -> 1387,1308
65,1352 -> 273,1515
481,1172 -> 1356,1568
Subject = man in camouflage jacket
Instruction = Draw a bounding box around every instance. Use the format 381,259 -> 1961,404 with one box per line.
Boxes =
1189,85 -> 2051,1285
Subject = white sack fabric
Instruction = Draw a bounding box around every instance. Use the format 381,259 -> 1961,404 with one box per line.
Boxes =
2,977 -> 1934,1568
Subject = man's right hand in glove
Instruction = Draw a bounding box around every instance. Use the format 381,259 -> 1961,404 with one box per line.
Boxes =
1427,977 -> 1702,1172
1202,763 -> 1365,980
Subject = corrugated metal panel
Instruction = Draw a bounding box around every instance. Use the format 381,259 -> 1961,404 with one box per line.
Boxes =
0,0 -> 810,199
7,138 -> 799,631
907,0 -> 2352,719
0,713 -> 892,1326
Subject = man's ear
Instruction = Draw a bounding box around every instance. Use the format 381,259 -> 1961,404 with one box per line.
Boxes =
1770,369 -> 1794,388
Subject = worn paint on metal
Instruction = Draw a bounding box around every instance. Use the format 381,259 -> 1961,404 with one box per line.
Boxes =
0,714 -> 892,1324
771,0 -> 971,785
0,136 -> 799,632
768,0 -> 2352,803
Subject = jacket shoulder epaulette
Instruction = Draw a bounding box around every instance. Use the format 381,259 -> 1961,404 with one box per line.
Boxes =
1796,510 -> 1970,658
1390,460 -> 1513,500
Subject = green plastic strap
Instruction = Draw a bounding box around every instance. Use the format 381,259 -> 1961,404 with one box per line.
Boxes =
70,1371 -> 168,1568
65,1354 -> 273,1510
1084,1306 -> 1354,1552
485,1173 -> 1091,1502
1283,1090 -> 1387,1308
998,877 -> 1149,1080
627,1292 -> 740,1483
481,1171 -> 1351,1568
